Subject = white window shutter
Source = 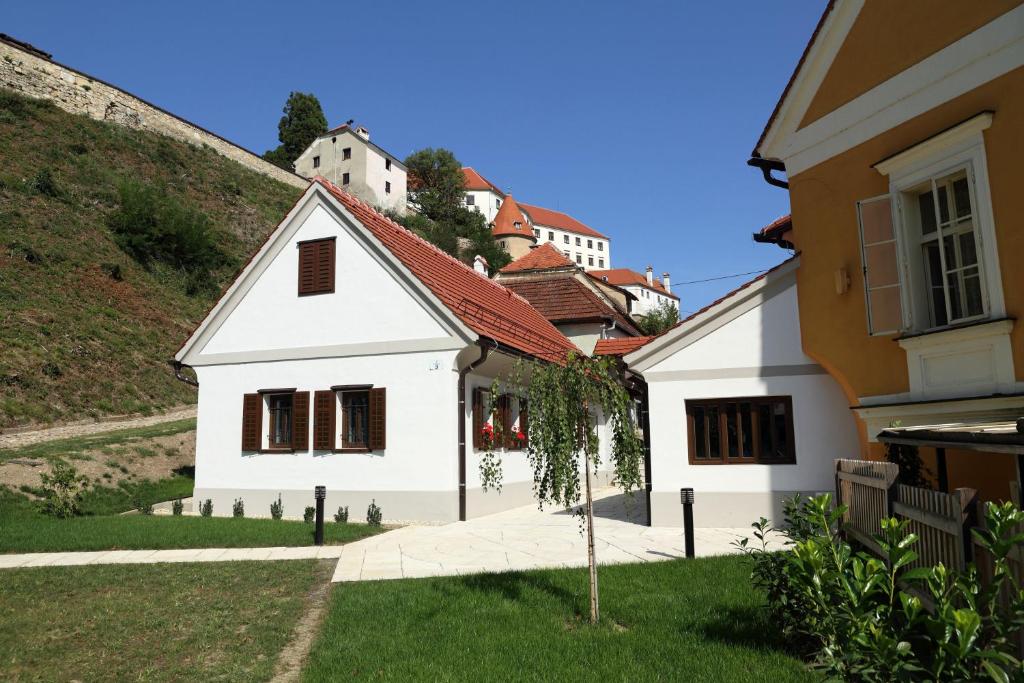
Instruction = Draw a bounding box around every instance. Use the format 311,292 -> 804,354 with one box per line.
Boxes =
857,195 -> 905,335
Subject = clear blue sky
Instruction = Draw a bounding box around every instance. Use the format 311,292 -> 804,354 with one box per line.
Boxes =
5,0 -> 821,314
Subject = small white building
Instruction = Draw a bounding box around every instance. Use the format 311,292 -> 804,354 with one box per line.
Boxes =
621,257 -> 860,527
591,267 -> 678,316
174,177 -> 585,522
294,123 -> 407,213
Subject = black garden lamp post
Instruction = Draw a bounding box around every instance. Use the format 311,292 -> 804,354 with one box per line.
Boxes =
680,487 -> 695,559
314,486 -> 326,546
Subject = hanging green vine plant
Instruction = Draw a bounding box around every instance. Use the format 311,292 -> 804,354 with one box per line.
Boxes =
477,351 -> 645,623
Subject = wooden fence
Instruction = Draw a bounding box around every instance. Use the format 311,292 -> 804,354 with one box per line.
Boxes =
835,459 -> 977,571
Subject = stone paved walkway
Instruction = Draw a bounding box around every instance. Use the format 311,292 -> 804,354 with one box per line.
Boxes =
331,488 -> 783,582
0,545 -> 344,569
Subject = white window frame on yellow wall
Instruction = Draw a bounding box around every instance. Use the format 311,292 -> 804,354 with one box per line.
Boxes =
865,112 -> 1004,336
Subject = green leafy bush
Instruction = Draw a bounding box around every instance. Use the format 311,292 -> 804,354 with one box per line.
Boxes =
366,500 -> 382,527
737,494 -> 1024,681
132,490 -> 154,515
232,498 -> 244,518
171,498 -> 184,516
270,494 -> 283,520
334,505 -> 349,524
199,499 -> 213,517
303,506 -> 316,524
38,461 -> 89,518
106,181 -> 227,294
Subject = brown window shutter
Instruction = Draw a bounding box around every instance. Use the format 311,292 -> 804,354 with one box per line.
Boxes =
472,388 -> 483,450
292,391 -> 310,450
241,393 -> 262,451
498,395 -> 512,449
297,238 -> 335,295
369,387 -> 386,450
313,390 -> 336,450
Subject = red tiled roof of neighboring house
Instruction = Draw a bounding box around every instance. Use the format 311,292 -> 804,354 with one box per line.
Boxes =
501,276 -> 641,336
326,122 -> 351,135
752,2 -> 837,157
500,243 -> 575,273
593,336 -> 657,357
759,214 -> 792,239
518,202 -> 608,240
589,268 -> 678,300
314,177 -> 578,363
491,195 -> 537,240
462,167 -> 505,194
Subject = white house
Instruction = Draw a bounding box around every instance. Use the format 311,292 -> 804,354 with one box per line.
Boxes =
591,266 -> 678,317
293,123 -> 407,213
173,176 -> 585,522
620,257 -> 860,527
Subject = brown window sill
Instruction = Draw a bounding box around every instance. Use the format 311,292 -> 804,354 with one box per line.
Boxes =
334,447 -> 372,453
259,448 -> 295,454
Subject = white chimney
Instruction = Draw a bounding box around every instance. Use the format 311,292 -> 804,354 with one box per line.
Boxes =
354,125 -> 370,141
662,273 -> 671,293
473,255 -> 489,276
645,265 -> 654,286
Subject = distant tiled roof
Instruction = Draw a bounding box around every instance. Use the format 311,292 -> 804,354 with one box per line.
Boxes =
502,276 -> 641,336
462,167 -> 505,194
589,268 -> 678,300
593,336 -> 657,357
518,202 -> 608,240
315,177 -> 578,363
491,196 -> 537,240
757,214 -> 792,242
500,243 -> 575,273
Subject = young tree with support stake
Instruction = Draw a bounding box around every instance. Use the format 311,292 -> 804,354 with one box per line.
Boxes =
478,352 -> 644,623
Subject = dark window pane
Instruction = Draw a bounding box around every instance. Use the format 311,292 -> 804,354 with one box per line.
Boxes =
691,406 -> 706,459
740,403 -> 753,458
725,403 -> 738,458
964,273 -> 984,317
269,394 -> 293,447
925,243 -> 947,326
918,190 -> 937,235
707,406 -> 720,460
959,232 -> 978,266
953,177 -> 972,219
343,391 -> 369,447
757,404 -> 773,458
772,401 -> 789,459
937,185 -> 950,225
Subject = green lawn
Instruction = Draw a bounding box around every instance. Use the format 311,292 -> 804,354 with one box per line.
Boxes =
0,560 -> 321,682
304,555 -> 817,682
0,486 -> 384,553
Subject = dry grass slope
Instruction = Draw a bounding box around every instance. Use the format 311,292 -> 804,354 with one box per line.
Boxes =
0,90 -> 302,428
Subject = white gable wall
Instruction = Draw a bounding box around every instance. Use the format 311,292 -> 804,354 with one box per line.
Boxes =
638,275 -> 860,527
202,204 -> 449,356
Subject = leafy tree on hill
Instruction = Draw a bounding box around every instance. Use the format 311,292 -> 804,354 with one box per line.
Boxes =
396,147 -> 510,273
636,300 -> 680,336
263,92 -> 328,171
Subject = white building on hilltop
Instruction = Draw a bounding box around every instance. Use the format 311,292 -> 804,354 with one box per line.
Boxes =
294,122 -> 407,213
461,167 -> 612,271
591,266 -> 678,316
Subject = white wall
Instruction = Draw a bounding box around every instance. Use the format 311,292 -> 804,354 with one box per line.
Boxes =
295,131 -> 406,212
464,189 -> 503,223
641,283 -> 860,526
625,284 -> 676,315
202,205 -> 448,355
532,225 -> 610,270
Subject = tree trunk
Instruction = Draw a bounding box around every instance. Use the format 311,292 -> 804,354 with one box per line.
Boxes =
584,453 -> 599,623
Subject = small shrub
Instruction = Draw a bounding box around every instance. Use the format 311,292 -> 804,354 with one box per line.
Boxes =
132,491 -> 153,515
39,462 -> 89,518
303,506 -> 316,524
200,499 -> 213,517
171,498 -> 184,516
232,497 -> 244,518
31,168 -> 60,198
366,499 -> 382,527
270,494 -> 283,520
334,505 -> 349,523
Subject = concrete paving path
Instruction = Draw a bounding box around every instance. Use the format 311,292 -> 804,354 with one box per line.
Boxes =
0,545 -> 345,569
331,488 -> 783,582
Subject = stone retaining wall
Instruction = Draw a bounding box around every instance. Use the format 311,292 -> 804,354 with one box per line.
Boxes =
0,35 -> 307,190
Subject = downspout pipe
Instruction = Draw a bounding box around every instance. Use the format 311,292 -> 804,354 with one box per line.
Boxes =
747,156 -> 789,190
169,360 -> 199,388
457,338 -> 494,522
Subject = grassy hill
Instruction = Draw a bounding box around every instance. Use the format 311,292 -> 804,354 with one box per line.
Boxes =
0,90 -> 302,429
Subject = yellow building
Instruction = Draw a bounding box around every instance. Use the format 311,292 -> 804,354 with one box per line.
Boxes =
750,0 -> 1024,502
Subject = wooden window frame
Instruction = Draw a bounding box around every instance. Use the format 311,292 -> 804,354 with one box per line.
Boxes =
685,396 -> 796,466
472,388 -> 527,451
262,391 -> 295,453
342,172 -> 350,185
297,237 -> 336,296
331,385 -> 385,453
343,147 -> 352,160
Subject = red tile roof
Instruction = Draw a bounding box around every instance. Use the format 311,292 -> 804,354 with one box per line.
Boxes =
491,195 -> 536,240
502,276 -> 641,336
518,202 -> 608,240
593,336 -> 657,357
500,243 -> 575,273
462,167 -> 505,194
589,268 -> 678,300
758,214 -> 792,239
315,177 -> 578,363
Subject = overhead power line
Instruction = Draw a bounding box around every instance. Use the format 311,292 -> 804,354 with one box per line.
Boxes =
673,268 -> 768,286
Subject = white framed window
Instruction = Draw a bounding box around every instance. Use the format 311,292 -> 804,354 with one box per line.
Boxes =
859,112 -> 1003,336
466,194 -> 475,206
